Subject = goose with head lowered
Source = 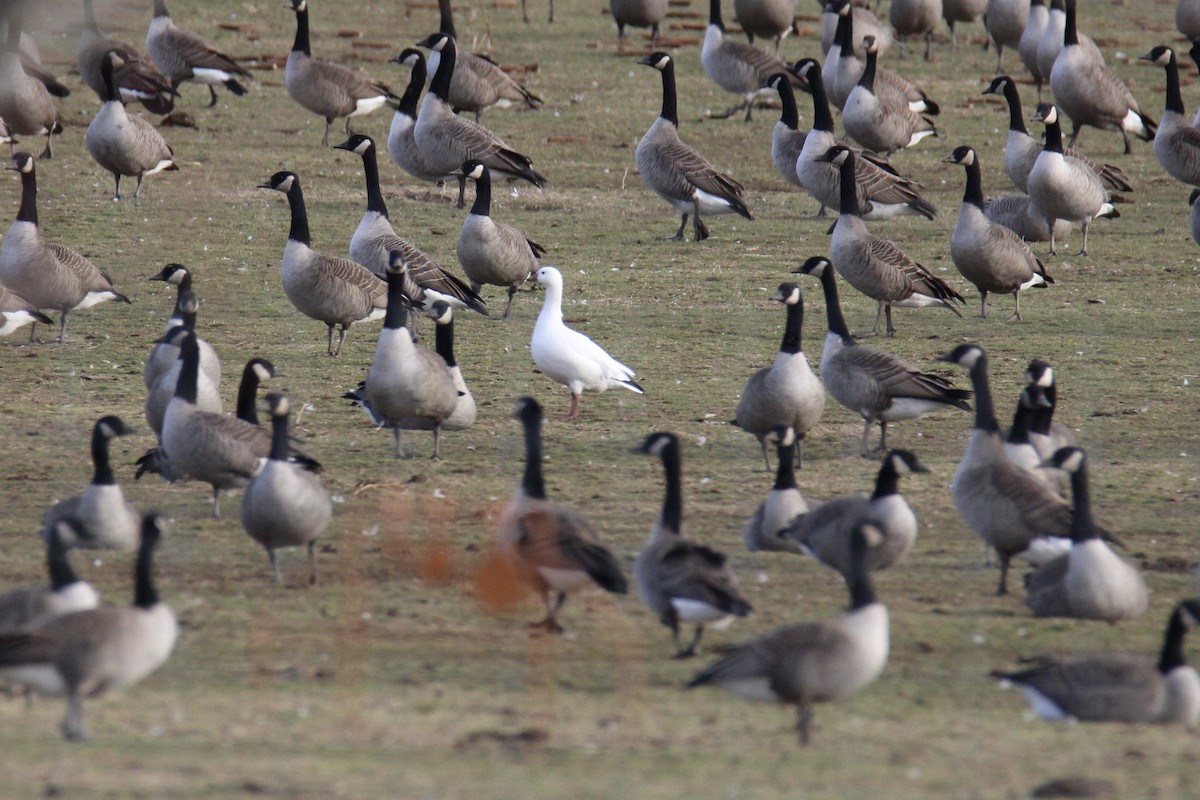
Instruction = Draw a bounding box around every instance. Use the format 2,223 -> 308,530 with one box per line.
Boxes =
635,432 -> 752,658
284,0 -> 397,146
0,153 -> 131,343
945,145 -> 1053,321
531,267 -> 644,421
414,35 -> 545,208
842,37 -> 937,157
77,0 -> 175,115
146,0 -> 253,108
687,522 -> 889,745
635,52 -> 752,241
499,397 -> 628,633
259,171 -> 386,356
0,521 -> 98,635
1141,46 -> 1200,188
701,0 -> 807,122
793,256 -> 971,456
992,599 -> 1200,726
743,425 -> 812,554
821,146 -> 963,336
611,0 -> 669,45
386,49 -> 456,188
0,11 -> 62,158
733,282 -> 825,471
939,344 -> 1072,595
0,513 -> 177,741
457,160 -> 542,320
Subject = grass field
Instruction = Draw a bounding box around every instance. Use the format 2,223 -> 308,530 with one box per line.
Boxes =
0,0 -> 1198,796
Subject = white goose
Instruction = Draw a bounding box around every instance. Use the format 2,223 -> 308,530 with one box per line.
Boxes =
531,267 -> 644,420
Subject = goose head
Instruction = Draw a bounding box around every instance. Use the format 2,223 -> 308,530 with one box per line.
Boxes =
1041,446 -> 1085,474
386,249 -> 410,277
790,58 -> 820,81
769,282 -> 802,306
425,299 -> 453,326
637,52 -> 672,71
792,255 -> 832,278
264,391 -> 290,419
938,343 -> 986,369
95,415 -> 135,441
885,449 -> 929,475
981,76 -> 1013,97
942,145 -> 976,166
333,134 -> 375,156
513,395 -> 543,425
257,171 -> 298,195
1032,102 -> 1058,125
246,358 -> 277,384
155,325 -> 191,348
6,152 -> 34,174
417,32 -> 451,51
814,144 -> 853,166
1139,45 -> 1175,67
534,266 -> 563,291
1020,384 -> 1053,411
390,48 -> 424,67
764,72 -> 789,92
633,431 -> 678,459
860,34 -> 878,55
459,159 -> 487,181
1023,359 -> 1055,388
764,424 -> 796,449
150,263 -> 191,286
286,0 -> 307,13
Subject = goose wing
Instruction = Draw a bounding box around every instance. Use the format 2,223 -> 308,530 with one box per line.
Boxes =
167,28 -> 252,78
655,140 -> 747,201
656,540 -> 750,615
514,505 -> 627,593
840,346 -> 968,404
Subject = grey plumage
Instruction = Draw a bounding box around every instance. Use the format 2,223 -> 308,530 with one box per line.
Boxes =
1018,0 -> 1049,98
612,0 -> 670,43
984,0 -> 1028,70
827,3 -> 939,113
1142,46 -> 1200,188
701,0 -> 806,121
743,426 -> 812,554
1036,0 -> 1103,83
144,323 -> 222,439
890,0 -> 942,60
983,195 -> 1073,243
842,38 -> 937,157
0,521 -> 98,635
424,301 -> 475,432
734,0 -> 794,50
0,10 -> 60,158
386,49 -> 456,186
146,0 -> 252,108
76,0 -> 175,115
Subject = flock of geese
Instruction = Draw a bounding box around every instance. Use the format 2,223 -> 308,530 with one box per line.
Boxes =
0,0 -> 1196,752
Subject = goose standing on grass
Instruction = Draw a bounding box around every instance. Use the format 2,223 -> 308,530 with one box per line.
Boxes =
456,160 -> 542,320
258,171 -> 387,356
1018,0 -> 1049,99
992,599 -> 1200,725
142,265 -> 222,390
1049,0 -> 1155,153
734,0 -> 794,51
425,300 -> 476,431
821,146 -> 963,336
499,397 -> 628,633
783,449 -> 928,581
1142,46 -> 1200,187
362,259 -> 459,459
942,0 -> 986,49
636,52 -> 753,241
939,344 -> 1072,595
85,52 -> 178,202
687,522 -> 889,745
828,4 -> 939,114
1027,104 -> 1119,257
144,306 -> 223,438
889,0 -> 942,61
743,425 -> 812,554
635,432 -> 752,658
980,76 -> 1132,195
0,514 -> 177,742
842,38 -> 938,157
334,135 -> 487,316
284,0 -> 397,147
821,1 -> 892,59
733,283 -> 825,471
0,12 -> 61,159
766,74 -> 808,192
984,0 -> 1028,71
612,0 -> 670,45
794,256 -> 971,455
146,0 -> 253,108
387,49 -> 456,187
701,0 -> 805,121
945,145 -> 1053,321
1023,447 -> 1150,621
0,521 -> 98,634
0,285 -> 51,337
982,196 -> 1072,244
791,60 -> 936,221
241,393 -> 332,586
1036,0 -> 1103,82
77,0 -> 175,115
415,35 -> 546,208
531,267 -> 644,421
0,153 -> 131,343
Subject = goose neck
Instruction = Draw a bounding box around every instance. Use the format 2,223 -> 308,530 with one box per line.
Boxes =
871,457 -> 899,500
46,529 -> 79,591
708,0 -> 725,32
817,266 -> 853,343
1159,605 -> 1191,673
962,158 -> 985,209
434,317 -> 457,368
174,335 -> 201,404
658,61 -> 679,127
1042,115 -> 1063,154
1002,82 -> 1028,134
808,69 -> 834,132
1164,51 -> 1185,116
968,354 -> 1001,433
779,295 -> 803,355
429,39 -> 456,102
835,6 -> 851,50
1066,460 -> 1097,543
838,152 -> 861,217
469,169 -> 492,217
776,78 -> 799,130
438,0 -> 457,38
133,528 -> 160,609
236,370 -> 261,425
847,530 -> 878,609
284,181 -> 311,247
1031,386 -> 1056,435
383,269 -> 410,330
153,0 -> 170,19
520,414 -> 547,500
91,427 -> 116,486
100,54 -> 122,104
361,146 -> 389,218
269,409 -> 291,461
1008,399 -> 1033,445
538,278 -> 564,324
1063,0 -> 1078,46
82,0 -> 98,33
858,45 -> 877,92
658,444 -> 684,534
773,440 -> 797,490
291,3 -> 311,55
399,56 -> 425,116
16,167 -> 38,226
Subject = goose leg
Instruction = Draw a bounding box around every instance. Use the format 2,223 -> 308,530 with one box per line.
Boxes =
996,553 -> 1011,595
40,130 -> 53,159
924,31 -> 933,61
979,290 -> 989,319
268,547 -> 282,584
530,591 -> 566,633
430,426 -> 442,460
869,302 -> 886,336
563,393 -> 581,421
1067,123 -> 1081,150
884,304 -> 895,337
502,285 -> 518,320
321,117 -> 333,147
333,325 -> 349,357
1046,217 -> 1059,256
1007,290 -> 1022,323
692,208 -> 710,241
549,0 -> 555,22
111,173 -> 122,201
391,427 -> 404,458
56,312 -> 69,344
208,85 -> 219,108
325,324 -> 336,355
795,703 -> 813,745
308,541 -> 319,586
134,174 -> 145,202
522,0 -> 530,22
1120,130 -> 1132,155
674,625 -> 705,659
742,94 -> 754,122
759,438 -> 772,472
61,693 -> 86,741
1078,222 -> 1090,257
665,213 -> 689,241
456,175 -> 467,208
877,420 -> 889,452
858,416 -> 875,456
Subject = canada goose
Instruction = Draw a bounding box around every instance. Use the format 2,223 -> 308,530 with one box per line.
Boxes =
422,7 -> 542,121
423,300 -> 475,431
1018,0 -> 1049,99
144,313 -> 223,439
634,432 -> 752,658
991,599 -> 1200,725
821,1 -> 893,59
733,282 -> 826,471
415,35 -> 546,208
842,38 -> 938,156
0,16 -> 70,100
687,522 -> 888,745
76,0 -> 174,115
1027,103 -> 1119,256
333,134 -> 487,316
1022,358 -> 1076,460
1049,0 -> 1155,154
40,417 -> 139,552
1022,447 -> 1149,620
234,359 -> 277,426
258,171 -> 387,356
142,266 -> 222,390
499,397 -> 628,632
702,0 -> 806,121
362,259 -> 459,459
0,521 -> 98,634
455,160 -> 541,319
532,266 -> 645,420
0,284 -> 52,336
793,256 -> 971,455
611,0 -> 669,44
387,49 -> 456,187
85,53 -> 178,202
1004,384 -> 1049,474
1141,47 -> 1200,187
1036,0 -> 1103,87
0,153 -> 132,343
146,0 -> 252,107
284,0 -> 397,146
783,449 -> 928,580
984,0 -> 1028,71
828,5 -> 940,114
980,76 -> 1132,195
636,52 -> 753,241
982,195 -> 1071,243
791,60 -> 937,221
938,344 -> 1072,595
889,0 -> 941,61
734,0 -> 794,51
945,145 -> 1053,321
0,513 -> 177,741
0,12 -> 61,158
766,74 -> 807,191
942,0 -> 986,48
822,146 -> 963,335
1180,0 -> 1200,41
241,393 -> 331,585
743,425 -> 812,554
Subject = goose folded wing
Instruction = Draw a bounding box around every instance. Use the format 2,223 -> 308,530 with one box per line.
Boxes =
656,141 -> 746,200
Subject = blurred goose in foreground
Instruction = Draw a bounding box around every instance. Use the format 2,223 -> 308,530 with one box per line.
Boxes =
701,0 -> 806,121
0,115 -> 14,154
734,0 -> 794,51
146,0 -> 252,107
983,0 -> 1027,71
531,267 -> 644,420
0,522 -> 98,635
76,0 -> 175,115
794,257 -> 971,456
889,0 -> 941,61
687,522 -> 889,744
499,397 -> 628,633
1142,46 -> 1200,187
743,425 -> 812,554
842,38 -> 937,157
0,12 -> 61,158
992,599 -> 1200,725
636,52 -> 753,241
0,514 -> 177,741
635,432 -> 752,658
